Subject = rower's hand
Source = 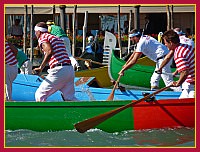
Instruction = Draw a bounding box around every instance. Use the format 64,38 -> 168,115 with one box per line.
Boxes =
32,67 -> 42,75
171,81 -> 180,87
118,69 -> 125,76
155,69 -> 162,74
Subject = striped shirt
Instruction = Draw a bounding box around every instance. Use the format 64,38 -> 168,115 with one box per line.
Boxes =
38,32 -> 71,69
174,43 -> 195,83
5,42 -> 18,66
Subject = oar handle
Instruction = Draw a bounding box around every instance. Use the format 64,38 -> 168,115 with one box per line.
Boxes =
106,74 -> 123,101
112,74 -> 122,90
74,85 -> 172,133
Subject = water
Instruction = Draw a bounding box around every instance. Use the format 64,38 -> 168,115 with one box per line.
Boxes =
5,127 -> 195,147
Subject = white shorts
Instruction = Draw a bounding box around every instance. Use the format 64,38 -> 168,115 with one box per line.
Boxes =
179,81 -> 195,99
35,65 -> 78,101
151,57 -> 181,91
20,60 -> 33,74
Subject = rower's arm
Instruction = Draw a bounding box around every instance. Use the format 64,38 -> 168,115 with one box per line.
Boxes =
157,50 -> 174,72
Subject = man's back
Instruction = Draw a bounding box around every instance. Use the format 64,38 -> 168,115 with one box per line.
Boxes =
136,36 -> 169,62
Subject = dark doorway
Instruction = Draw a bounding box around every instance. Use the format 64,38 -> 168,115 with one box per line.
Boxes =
149,13 -> 167,34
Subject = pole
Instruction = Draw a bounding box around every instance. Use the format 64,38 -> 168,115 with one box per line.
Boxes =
30,5 -> 34,62
117,5 -> 122,58
134,5 -> 140,30
166,5 -> 171,30
23,5 -> 27,55
128,10 -> 132,54
59,5 -> 66,31
170,5 -> 174,29
52,5 -> 56,22
82,11 -> 88,52
72,5 -> 77,56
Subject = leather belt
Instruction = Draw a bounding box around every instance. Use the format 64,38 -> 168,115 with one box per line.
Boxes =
52,63 -> 71,68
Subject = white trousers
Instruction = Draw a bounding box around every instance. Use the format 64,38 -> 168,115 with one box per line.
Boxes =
151,58 -> 182,92
20,60 -> 33,74
35,65 -> 78,101
5,64 -> 18,101
179,81 -> 195,98
60,37 -> 79,70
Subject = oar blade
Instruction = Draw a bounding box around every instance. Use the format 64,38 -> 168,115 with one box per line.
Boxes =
74,85 -> 172,133
106,94 -> 114,101
106,74 -> 122,101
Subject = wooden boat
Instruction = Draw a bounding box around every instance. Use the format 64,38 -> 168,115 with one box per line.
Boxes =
5,98 -> 195,132
75,66 -> 112,87
12,74 -> 181,101
75,55 -> 155,88
108,50 -> 177,88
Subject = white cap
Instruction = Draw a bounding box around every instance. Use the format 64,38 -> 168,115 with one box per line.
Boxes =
88,36 -> 94,42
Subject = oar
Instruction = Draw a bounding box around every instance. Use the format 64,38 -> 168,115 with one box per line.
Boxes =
75,57 -> 103,66
74,85 -> 172,133
107,74 -> 123,101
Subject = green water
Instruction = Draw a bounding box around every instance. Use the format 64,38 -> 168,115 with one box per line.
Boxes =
5,127 -> 195,147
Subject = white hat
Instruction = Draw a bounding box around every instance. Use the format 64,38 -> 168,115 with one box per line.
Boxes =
88,36 -> 94,42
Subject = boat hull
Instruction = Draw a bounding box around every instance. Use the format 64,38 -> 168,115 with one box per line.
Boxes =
5,98 -> 195,132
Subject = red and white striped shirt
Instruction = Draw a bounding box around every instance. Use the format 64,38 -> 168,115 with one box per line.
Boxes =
174,43 -> 195,84
38,33 -> 71,69
5,42 -> 18,66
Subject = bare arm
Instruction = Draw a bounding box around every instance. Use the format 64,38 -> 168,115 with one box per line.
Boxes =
157,50 -> 174,73
119,52 -> 142,75
33,42 -> 53,75
172,69 -> 189,87
124,51 -> 135,66
172,69 -> 178,76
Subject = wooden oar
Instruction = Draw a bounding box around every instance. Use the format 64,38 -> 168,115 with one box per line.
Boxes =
107,74 -> 123,101
75,57 -> 103,65
74,85 -> 172,133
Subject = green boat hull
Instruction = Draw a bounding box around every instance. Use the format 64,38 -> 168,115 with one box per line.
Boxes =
5,98 -> 195,133
108,50 -> 177,88
5,101 -> 134,132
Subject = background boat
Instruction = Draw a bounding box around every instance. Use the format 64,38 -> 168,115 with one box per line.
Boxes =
108,50 -> 177,89
75,66 -> 112,87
